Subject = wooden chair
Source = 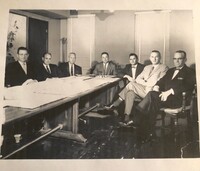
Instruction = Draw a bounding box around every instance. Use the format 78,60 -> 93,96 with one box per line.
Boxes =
160,86 -> 197,156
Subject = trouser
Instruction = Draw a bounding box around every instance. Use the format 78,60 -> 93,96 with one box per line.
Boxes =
118,82 -> 148,115
136,91 -> 163,137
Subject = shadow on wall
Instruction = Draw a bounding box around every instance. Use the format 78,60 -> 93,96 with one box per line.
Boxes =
190,63 -> 195,70
143,60 -> 151,66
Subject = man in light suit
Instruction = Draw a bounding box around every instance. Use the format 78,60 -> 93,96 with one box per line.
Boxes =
106,50 -> 168,125
59,52 -> 82,77
92,52 -> 117,76
5,47 -> 37,87
120,53 -> 145,82
135,50 -> 196,141
36,52 -> 62,81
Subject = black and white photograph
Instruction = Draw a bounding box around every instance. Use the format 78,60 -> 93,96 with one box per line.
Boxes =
0,0 -> 200,171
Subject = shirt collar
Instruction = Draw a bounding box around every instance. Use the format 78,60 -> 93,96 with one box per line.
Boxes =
18,60 -> 26,66
43,63 -> 49,67
131,64 -> 138,68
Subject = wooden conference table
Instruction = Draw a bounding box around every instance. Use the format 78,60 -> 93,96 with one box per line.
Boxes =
3,76 -> 121,148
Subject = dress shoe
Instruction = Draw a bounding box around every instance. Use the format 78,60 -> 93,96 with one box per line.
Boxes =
104,104 -> 115,110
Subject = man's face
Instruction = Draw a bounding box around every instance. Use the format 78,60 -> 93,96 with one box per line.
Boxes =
173,52 -> 186,68
17,49 -> 29,63
42,54 -> 52,65
149,52 -> 161,65
129,55 -> 138,65
69,54 -> 76,64
102,54 -> 109,63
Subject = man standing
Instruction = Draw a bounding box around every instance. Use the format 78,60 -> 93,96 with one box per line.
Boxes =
136,50 -> 196,140
106,50 -> 168,125
36,52 -> 62,81
5,47 -> 37,87
121,53 -> 145,82
59,52 -> 82,77
92,52 -> 117,76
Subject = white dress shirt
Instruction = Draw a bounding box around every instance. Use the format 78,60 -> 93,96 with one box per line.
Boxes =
69,63 -> 74,76
131,64 -> 138,79
43,63 -> 51,74
18,61 -> 27,74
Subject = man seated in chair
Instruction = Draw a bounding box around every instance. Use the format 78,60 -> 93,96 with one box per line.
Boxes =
135,50 -> 196,142
5,46 -> 38,87
120,53 -> 145,82
105,50 -> 168,125
92,52 -> 117,76
36,52 -> 62,81
59,52 -> 82,77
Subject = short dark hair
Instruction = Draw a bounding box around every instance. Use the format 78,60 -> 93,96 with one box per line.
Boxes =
101,52 -> 109,57
129,53 -> 138,60
43,52 -> 52,57
175,50 -> 187,58
69,52 -> 76,57
17,47 -> 29,54
151,50 -> 161,58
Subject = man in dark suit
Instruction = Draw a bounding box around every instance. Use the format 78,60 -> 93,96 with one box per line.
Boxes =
59,52 -> 82,77
5,47 -> 37,87
92,52 -> 117,76
36,52 -> 62,81
135,50 -> 196,140
121,53 -> 144,82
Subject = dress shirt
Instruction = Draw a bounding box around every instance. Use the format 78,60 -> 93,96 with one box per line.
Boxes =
18,61 -> 27,74
131,64 -> 138,79
171,66 -> 183,80
69,63 -> 74,76
43,63 -> 51,74
103,62 -> 109,74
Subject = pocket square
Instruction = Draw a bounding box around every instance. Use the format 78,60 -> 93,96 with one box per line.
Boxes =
177,77 -> 184,80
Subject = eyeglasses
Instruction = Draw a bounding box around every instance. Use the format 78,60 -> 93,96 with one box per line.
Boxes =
173,57 -> 184,60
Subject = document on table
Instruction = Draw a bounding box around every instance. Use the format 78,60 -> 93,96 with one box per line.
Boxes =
3,76 -> 120,109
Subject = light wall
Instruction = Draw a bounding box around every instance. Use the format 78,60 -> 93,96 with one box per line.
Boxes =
95,11 -> 135,65
169,10 -> 195,68
48,19 -> 61,65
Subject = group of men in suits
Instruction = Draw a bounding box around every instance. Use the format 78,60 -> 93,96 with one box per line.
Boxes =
4,47 -> 196,143
105,50 -> 196,142
5,47 -> 118,87
4,47 -> 83,87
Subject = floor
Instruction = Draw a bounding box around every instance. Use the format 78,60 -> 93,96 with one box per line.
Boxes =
5,110 -> 200,159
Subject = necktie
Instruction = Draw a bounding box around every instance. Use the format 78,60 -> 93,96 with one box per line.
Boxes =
103,63 -> 107,75
148,66 -> 154,76
46,65 -> 51,74
71,65 -> 74,76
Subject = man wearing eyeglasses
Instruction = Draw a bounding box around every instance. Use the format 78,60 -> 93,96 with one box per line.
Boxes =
5,47 -> 37,87
135,50 -> 196,142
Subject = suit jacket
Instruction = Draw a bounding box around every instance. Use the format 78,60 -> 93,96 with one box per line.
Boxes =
92,61 -> 117,75
5,61 -> 36,87
36,63 -> 62,81
59,62 -> 82,77
136,64 -> 168,87
155,64 -> 196,107
120,63 -> 145,79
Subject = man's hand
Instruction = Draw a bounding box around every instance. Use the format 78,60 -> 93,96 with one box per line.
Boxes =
159,89 -> 173,101
123,75 -> 134,82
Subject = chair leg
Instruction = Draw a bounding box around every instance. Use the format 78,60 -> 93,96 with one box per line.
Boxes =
161,113 -> 166,137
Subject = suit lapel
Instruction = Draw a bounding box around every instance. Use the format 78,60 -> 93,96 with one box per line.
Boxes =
17,61 -> 27,75
135,64 -> 141,78
106,62 -> 111,75
149,64 -> 160,77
